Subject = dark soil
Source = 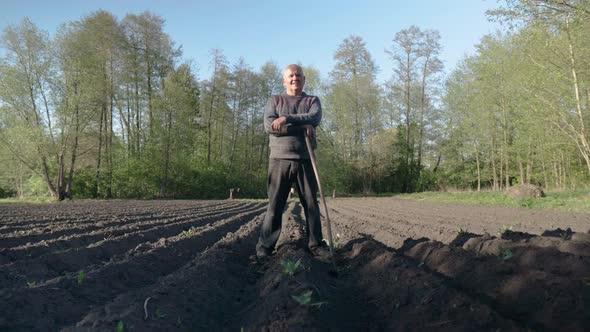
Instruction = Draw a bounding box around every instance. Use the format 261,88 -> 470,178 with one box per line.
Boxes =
1,197 -> 589,331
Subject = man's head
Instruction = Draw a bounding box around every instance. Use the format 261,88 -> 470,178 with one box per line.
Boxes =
283,64 -> 305,96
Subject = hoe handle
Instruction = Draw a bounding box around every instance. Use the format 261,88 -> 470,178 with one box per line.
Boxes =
304,135 -> 336,262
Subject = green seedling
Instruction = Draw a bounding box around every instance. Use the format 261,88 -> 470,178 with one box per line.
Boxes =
116,320 -> 124,332
456,227 -> 468,235
155,307 -> 167,319
280,258 -> 302,277
322,234 -> 342,250
291,290 -> 327,309
26,281 -> 36,287
77,271 -> 85,286
498,225 -> 513,236
518,198 -> 534,208
333,233 -> 342,250
560,231 -> 571,240
501,249 -> 513,261
181,227 -> 197,237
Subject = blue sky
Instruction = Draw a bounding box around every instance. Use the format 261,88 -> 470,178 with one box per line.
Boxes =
1,0 -> 503,83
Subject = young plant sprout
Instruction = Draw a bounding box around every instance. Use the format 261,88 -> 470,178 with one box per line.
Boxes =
498,225 -> 513,236
280,257 -> 302,277
291,290 -> 327,309
501,249 -> 513,261
77,271 -> 85,286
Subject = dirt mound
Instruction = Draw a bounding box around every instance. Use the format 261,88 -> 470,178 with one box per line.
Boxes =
403,234 -> 590,331
505,184 -> 545,199
237,216 -> 519,331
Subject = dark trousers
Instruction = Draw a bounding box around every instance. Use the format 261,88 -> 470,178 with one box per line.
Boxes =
257,158 -> 323,253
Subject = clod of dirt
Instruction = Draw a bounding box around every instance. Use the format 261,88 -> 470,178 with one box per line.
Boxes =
542,227 -> 573,239
501,230 -> 535,242
449,232 -> 481,247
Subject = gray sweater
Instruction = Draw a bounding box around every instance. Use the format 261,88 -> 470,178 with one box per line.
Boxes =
264,92 -> 322,159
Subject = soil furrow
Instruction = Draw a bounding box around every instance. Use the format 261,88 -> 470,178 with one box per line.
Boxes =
401,239 -> 590,331
331,197 -> 590,236
0,201 -> 231,230
0,201 -> 241,241
0,207 -> 266,331
63,212 -> 265,332
239,202 -> 523,331
328,205 -> 413,247
0,201 -> 256,258
1,198 -> 589,331
0,203 -> 266,290
341,239 -> 524,331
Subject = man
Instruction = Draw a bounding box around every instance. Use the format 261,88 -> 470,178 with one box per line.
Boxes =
256,64 -> 330,259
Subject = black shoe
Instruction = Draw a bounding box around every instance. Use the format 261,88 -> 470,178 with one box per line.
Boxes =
310,244 -> 332,259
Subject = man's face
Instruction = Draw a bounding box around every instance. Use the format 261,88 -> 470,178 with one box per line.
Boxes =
283,67 -> 305,96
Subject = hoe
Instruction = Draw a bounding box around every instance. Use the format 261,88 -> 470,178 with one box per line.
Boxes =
304,135 -> 337,272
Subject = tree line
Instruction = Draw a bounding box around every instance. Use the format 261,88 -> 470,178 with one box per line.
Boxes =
0,0 -> 589,200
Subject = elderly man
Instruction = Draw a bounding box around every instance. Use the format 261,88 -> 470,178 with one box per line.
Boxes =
256,64 -> 329,259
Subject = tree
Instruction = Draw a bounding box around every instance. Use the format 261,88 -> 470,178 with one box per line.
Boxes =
325,35 -> 382,192
386,26 -> 444,191
416,29 -> 443,171
154,63 -> 200,196
387,26 -> 422,152
490,1 -> 590,176
0,18 -> 73,200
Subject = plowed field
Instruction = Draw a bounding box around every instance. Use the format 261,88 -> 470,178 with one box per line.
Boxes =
1,198 -> 589,331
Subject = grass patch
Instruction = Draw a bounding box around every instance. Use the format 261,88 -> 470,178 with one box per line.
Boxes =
0,197 -> 56,204
395,190 -> 590,213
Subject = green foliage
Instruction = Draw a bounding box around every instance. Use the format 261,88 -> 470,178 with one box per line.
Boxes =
116,320 -> 124,332
71,157 -> 266,199
456,227 -> 468,235
70,168 -> 97,199
291,290 -> 327,309
518,198 -> 534,208
499,225 -> 513,236
181,227 -> 197,238
155,307 -> 166,319
2,6 -> 590,200
416,169 -> 439,192
0,197 -> 55,204
440,3 -> 590,191
24,175 -> 50,197
280,258 -> 302,277
77,271 -> 85,286
0,185 -> 15,198
501,248 -> 513,261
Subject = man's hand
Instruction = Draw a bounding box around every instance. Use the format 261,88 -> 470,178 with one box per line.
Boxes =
302,124 -> 316,138
271,116 -> 287,131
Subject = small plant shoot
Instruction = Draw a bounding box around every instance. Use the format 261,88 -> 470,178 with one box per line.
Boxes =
77,271 -> 85,286
291,290 -> 327,309
280,258 -> 302,277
